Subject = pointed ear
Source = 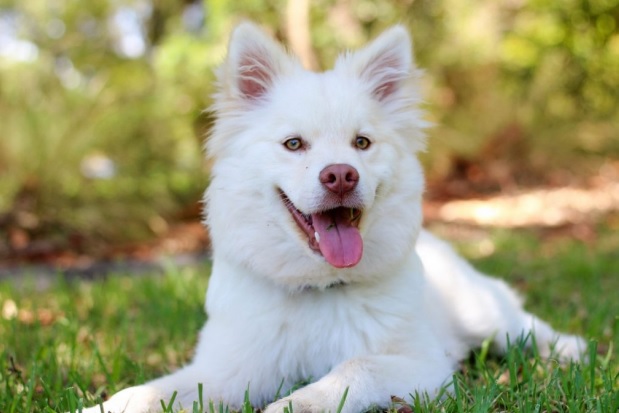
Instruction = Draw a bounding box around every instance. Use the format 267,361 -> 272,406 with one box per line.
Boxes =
221,22 -> 296,101
339,25 -> 414,101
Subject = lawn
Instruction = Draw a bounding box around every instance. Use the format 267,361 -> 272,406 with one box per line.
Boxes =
1,222 -> 618,412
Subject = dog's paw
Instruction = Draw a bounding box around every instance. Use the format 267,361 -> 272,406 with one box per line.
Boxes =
70,385 -> 167,413
263,396 -> 327,413
543,333 -> 588,362
263,385 -> 347,413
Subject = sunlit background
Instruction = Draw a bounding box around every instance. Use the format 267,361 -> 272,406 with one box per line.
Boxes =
1,0 -> 618,264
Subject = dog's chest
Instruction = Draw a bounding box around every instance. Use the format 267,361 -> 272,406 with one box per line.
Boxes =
267,287 -> 411,378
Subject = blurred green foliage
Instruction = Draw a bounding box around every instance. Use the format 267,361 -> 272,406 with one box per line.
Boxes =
0,0 -> 617,251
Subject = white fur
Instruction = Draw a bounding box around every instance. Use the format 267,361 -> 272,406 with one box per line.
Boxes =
79,23 -> 585,413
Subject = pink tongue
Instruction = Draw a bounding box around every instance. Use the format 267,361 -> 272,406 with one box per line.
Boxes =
312,208 -> 363,268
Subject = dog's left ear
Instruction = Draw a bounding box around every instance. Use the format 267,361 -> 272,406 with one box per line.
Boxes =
338,25 -> 414,102
219,22 -> 297,102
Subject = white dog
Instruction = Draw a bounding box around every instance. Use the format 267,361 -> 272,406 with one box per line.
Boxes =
79,23 -> 585,413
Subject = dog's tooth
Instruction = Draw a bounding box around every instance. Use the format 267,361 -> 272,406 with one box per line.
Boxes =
314,231 -> 320,243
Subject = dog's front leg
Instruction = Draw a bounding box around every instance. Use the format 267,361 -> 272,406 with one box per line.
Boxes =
75,365 -> 210,413
263,353 -> 452,413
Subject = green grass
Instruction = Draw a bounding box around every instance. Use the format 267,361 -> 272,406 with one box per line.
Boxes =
1,225 -> 618,412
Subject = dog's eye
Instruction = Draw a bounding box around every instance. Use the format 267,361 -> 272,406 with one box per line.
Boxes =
283,137 -> 303,151
354,136 -> 371,150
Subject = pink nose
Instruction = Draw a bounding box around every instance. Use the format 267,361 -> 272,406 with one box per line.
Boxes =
319,164 -> 359,195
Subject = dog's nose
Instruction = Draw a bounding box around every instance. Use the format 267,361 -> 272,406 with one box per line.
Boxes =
319,164 -> 359,195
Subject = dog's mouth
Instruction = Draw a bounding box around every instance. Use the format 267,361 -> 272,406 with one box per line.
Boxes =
279,190 -> 363,268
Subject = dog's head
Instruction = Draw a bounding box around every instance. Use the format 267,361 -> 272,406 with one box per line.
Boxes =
205,23 -> 428,289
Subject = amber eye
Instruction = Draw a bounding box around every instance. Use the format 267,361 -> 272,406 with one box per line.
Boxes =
283,137 -> 303,151
354,136 -> 371,150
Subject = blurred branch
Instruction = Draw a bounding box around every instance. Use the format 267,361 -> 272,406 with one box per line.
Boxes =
285,0 -> 319,70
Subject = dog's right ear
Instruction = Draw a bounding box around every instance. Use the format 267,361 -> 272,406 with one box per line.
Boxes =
219,22 -> 296,102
